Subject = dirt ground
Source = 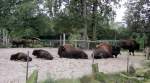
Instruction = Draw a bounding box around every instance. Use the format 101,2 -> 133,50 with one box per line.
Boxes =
0,48 -> 146,83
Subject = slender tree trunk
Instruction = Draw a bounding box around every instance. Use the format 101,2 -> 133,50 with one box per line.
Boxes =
92,0 -> 98,40
81,0 -> 88,40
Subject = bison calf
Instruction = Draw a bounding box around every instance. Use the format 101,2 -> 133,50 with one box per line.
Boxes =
58,45 -> 88,59
32,49 -> 53,60
10,52 -> 32,62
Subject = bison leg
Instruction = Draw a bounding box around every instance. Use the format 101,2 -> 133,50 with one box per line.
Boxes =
129,52 -> 131,55
132,52 -> 135,56
114,55 -> 117,58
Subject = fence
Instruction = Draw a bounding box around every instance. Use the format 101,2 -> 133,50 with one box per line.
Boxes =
41,39 -> 120,49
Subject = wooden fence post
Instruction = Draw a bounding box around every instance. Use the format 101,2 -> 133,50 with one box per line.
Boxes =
26,51 -> 29,83
127,53 -> 130,73
63,33 -> 66,45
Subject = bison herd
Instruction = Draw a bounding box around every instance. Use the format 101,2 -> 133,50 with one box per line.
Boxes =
10,39 -> 140,62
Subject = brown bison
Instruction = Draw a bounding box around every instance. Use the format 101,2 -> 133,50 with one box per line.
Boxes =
10,52 -> 32,62
58,44 -> 88,59
119,39 -> 140,56
32,49 -> 53,60
92,42 -> 114,59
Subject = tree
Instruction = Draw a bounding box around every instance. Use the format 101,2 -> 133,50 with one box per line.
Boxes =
0,0 -> 121,41
124,0 -> 150,46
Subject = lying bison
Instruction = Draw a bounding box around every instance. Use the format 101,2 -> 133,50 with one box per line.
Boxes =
10,52 -> 32,62
58,44 -> 88,59
32,49 -> 53,60
92,42 -> 114,59
119,39 -> 140,56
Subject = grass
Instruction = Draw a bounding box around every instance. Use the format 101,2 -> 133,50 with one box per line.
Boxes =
27,70 -> 38,83
29,62 -> 150,83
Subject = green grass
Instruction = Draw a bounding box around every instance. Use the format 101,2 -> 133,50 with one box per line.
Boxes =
56,79 -> 80,83
27,70 -> 38,83
29,62 -> 150,83
39,71 -> 150,83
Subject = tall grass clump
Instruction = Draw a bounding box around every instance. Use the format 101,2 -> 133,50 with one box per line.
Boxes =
26,70 -> 38,83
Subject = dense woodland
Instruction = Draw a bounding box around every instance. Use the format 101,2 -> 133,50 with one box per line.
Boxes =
0,0 -> 150,46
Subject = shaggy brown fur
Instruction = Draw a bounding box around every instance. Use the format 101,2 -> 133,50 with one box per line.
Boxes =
10,52 -> 32,62
58,44 -> 88,59
32,49 -> 53,60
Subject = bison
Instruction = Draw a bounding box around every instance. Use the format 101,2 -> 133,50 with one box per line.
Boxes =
119,39 -> 140,56
32,49 -> 53,60
58,44 -> 88,59
10,52 -> 32,62
92,42 -> 114,59
112,45 -> 121,58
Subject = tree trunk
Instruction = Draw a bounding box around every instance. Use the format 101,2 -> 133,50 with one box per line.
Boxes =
92,0 -> 98,40
81,0 -> 88,40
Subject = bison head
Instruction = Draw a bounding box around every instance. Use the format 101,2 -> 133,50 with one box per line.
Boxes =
58,46 -> 66,57
32,50 -> 40,56
112,45 -> 121,58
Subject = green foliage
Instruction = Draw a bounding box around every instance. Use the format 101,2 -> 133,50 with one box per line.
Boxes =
125,0 -> 150,46
27,70 -> 38,83
0,0 -> 124,40
94,72 -> 106,82
68,33 -> 80,46
29,44 -> 43,48
92,63 -> 99,73
56,79 -> 80,83
41,76 -> 55,83
80,75 -> 99,83
145,61 -> 150,68
126,32 -> 148,49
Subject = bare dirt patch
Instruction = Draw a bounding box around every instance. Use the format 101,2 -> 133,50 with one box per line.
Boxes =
0,48 -> 145,83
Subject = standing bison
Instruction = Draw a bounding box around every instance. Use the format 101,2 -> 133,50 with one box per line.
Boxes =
10,52 -> 32,62
92,42 -> 114,59
32,49 -> 53,60
119,39 -> 140,56
58,44 -> 88,59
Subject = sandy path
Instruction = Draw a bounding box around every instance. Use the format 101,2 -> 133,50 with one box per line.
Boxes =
0,48 -> 145,83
